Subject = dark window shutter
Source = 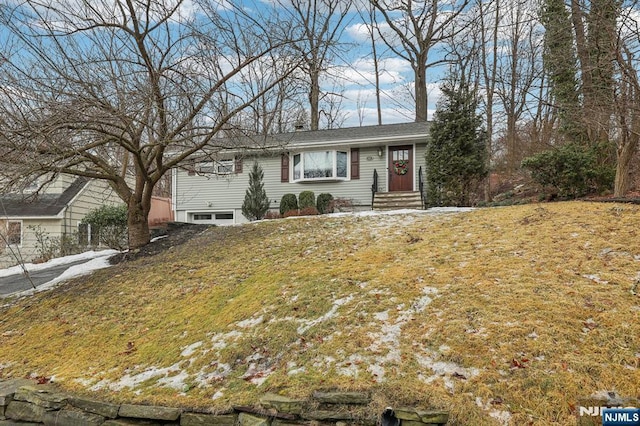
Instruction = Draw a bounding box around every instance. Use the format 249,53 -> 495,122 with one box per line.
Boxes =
234,157 -> 243,174
350,148 -> 360,180
281,154 -> 289,182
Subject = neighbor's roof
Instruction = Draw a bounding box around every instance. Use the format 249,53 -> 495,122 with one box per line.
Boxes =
0,177 -> 89,218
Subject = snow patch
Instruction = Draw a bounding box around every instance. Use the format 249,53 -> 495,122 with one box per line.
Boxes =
210,330 -> 243,350
181,341 -> 203,357
236,315 -> 264,328
476,397 -> 512,426
157,370 -> 190,390
297,295 -> 354,334
583,274 -> 609,285
0,250 -> 119,278
8,253 -> 118,298
91,363 -> 184,391
195,363 -> 232,386
416,348 -> 480,392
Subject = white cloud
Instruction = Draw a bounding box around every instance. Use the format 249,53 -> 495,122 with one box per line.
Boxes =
330,57 -> 409,87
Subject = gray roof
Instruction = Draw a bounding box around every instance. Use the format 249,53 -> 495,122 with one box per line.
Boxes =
198,122 -> 431,158
0,177 -> 89,218
271,121 -> 430,145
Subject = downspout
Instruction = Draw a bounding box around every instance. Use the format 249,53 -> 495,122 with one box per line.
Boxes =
171,168 -> 177,223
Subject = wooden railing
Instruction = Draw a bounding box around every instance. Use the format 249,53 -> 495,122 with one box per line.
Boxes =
371,169 -> 378,210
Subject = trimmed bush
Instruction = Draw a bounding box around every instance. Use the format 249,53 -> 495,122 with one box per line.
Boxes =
279,193 -> 298,215
316,193 -> 334,214
298,191 -> 316,209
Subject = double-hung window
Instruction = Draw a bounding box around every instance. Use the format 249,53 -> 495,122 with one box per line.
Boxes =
292,151 -> 348,181
196,159 -> 235,175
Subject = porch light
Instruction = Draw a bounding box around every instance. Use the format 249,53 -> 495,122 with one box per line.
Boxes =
377,147 -> 384,157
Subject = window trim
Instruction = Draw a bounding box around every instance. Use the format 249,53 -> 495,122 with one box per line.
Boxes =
291,150 -> 350,182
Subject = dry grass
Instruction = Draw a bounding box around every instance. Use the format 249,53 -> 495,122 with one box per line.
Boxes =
1,201 -> 639,425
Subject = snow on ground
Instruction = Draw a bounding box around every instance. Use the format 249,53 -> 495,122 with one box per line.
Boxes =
0,250 -> 119,278
0,250 -> 119,298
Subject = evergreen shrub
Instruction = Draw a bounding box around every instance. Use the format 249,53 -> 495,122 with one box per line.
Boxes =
298,191 -> 316,209
316,193 -> 334,214
279,193 -> 298,215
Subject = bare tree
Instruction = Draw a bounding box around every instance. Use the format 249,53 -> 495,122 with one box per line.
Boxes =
0,0 -> 300,248
494,0 -> 544,171
476,0 -> 500,199
230,51 -> 308,135
371,0 -> 471,122
612,3 -> 640,195
286,0 -> 354,130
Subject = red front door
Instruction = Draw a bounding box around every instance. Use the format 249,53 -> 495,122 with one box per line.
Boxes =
388,145 -> 413,192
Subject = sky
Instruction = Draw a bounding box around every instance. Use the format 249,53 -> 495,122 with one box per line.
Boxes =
0,0 -> 448,132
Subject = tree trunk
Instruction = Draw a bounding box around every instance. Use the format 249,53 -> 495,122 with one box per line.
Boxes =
614,136 -> 638,196
415,61 -> 428,122
128,197 -> 151,249
309,66 -> 320,130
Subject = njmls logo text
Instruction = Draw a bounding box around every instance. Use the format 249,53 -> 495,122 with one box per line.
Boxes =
597,408 -> 640,426
579,406 -> 635,417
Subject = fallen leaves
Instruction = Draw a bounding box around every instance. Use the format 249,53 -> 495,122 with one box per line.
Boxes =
121,341 -> 136,355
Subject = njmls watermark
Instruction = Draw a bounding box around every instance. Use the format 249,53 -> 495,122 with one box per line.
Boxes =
578,406 -> 640,426
577,394 -> 640,426
579,406 -> 639,418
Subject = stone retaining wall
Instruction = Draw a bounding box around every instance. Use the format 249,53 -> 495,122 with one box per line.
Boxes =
0,380 -> 449,425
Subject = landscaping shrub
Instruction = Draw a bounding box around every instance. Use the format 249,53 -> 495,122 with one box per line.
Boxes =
283,209 -> 301,218
279,193 -> 298,215
241,162 -> 270,221
299,206 -> 319,216
81,204 -> 128,250
264,210 -> 281,220
329,197 -> 353,212
316,193 -> 334,214
298,191 -> 316,209
521,142 -> 614,198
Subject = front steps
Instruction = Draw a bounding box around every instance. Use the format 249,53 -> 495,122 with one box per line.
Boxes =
372,191 -> 424,210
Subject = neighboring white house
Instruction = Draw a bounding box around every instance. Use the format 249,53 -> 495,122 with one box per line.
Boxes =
0,175 -> 123,267
173,122 -> 431,226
